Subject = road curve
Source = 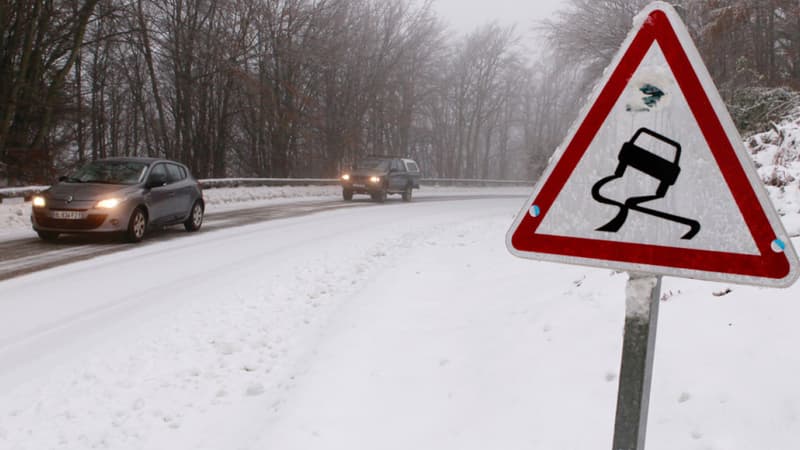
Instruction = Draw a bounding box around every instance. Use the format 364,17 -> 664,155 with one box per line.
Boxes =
0,194 -> 523,281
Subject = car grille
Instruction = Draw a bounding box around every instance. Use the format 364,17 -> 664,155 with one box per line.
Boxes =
35,213 -> 108,230
350,175 -> 370,183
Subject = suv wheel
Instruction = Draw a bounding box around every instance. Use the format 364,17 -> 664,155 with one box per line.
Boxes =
126,207 -> 147,243
372,190 -> 387,203
343,188 -> 353,201
402,185 -> 413,202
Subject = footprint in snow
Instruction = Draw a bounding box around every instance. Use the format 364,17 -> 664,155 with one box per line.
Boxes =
246,383 -> 265,396
213,341 -> 238,356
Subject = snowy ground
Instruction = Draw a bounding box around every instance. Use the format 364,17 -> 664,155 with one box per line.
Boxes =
748,108 -> 800,237
0,190 -> 798,450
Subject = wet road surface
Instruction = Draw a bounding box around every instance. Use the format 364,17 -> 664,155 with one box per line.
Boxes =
0,194 -> 522,282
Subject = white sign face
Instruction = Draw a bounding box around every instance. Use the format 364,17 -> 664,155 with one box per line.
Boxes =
506,2 -> 799,287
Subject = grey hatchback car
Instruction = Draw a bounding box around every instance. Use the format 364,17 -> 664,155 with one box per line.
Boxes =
31,157 -> 204,243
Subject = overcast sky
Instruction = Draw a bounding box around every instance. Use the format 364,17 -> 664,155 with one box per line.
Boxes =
431,0 -> 568,34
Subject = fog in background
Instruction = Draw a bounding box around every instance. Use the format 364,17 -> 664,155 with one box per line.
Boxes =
0,0 -> 797,185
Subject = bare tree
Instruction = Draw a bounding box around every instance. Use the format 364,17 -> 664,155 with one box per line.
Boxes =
0,0 -> 100,181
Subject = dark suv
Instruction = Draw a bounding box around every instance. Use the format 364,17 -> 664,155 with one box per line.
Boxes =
340,157 -> 421,202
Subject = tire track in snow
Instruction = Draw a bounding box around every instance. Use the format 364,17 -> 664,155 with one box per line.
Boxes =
0,198 -> 518,450
0,194 -> 521,281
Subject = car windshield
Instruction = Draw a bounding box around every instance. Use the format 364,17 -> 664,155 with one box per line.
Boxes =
67,161 -> 148,185
355,158 -> 390,171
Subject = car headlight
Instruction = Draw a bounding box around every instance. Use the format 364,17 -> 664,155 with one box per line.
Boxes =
341,174 -> 350,181
32,196 -> 46,208
96,198 -> 121,209
370,176 -> 381,183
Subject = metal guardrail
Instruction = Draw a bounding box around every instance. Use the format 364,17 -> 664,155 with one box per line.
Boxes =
0,186 -> 50,202
200,178 -> 339,188
0,178 -> 533,203
419,178 -> 532,187
201,177 -> 532,188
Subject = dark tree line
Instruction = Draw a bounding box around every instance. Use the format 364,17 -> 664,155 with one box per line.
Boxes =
1,0 -> 535,183
1,0 -> 798,184
541,0 -> 800,135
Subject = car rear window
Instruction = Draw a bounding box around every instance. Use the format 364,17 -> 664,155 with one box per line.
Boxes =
404,161 -> 419,172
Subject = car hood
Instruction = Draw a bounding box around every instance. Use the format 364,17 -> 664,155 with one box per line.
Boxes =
47,182 -> 138,201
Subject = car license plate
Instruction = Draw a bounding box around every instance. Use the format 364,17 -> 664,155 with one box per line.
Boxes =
50,210 -> 86,220
353,184 -> 365,188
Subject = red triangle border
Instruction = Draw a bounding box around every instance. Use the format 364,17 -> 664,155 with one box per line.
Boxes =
509,9 -> 791,281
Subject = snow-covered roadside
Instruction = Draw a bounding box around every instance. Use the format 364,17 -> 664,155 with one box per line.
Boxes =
0,185 -> 531,239
0,197 -> 519,450
256,225 -> 800,450
748,109 -> 800,236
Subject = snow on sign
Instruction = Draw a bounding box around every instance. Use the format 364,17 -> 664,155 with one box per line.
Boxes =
506,2 -> 799,287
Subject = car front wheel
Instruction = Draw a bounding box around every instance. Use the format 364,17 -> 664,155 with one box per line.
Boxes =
343,188 -> 353,201
184,201 -> 204,232
126,208 -> 147,243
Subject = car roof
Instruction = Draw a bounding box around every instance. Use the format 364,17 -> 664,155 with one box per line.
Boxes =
94,157 -> 188,167
95,157 -> 161,164
360,155 -> 416,161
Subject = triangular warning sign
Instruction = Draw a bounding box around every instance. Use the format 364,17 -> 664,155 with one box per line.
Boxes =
506,2 -> 798,287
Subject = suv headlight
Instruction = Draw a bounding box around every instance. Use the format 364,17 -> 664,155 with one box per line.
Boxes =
370,176 -> 381,183
32,196 -> 46,208
341,174 -> 350,181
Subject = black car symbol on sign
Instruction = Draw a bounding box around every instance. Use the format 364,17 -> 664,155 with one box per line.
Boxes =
591,127 -> 701,240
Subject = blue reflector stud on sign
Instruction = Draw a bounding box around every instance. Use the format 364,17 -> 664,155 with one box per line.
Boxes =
529,205 -> 541,218
771,239 -> 786,253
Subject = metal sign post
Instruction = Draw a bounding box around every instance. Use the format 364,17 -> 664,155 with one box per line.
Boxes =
612,273 -> 662,450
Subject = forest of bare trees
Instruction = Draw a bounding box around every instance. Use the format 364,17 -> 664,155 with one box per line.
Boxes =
0,0 -> 798,185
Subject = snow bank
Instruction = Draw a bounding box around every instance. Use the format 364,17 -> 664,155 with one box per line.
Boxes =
747,108 -> 800,236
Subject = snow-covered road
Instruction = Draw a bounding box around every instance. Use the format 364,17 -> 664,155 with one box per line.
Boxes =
0,188 -> 517,281
0,191 -> 798,450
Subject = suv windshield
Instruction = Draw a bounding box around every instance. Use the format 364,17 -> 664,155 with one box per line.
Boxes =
68,161 -> 149,185
355,158 -> 390,171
